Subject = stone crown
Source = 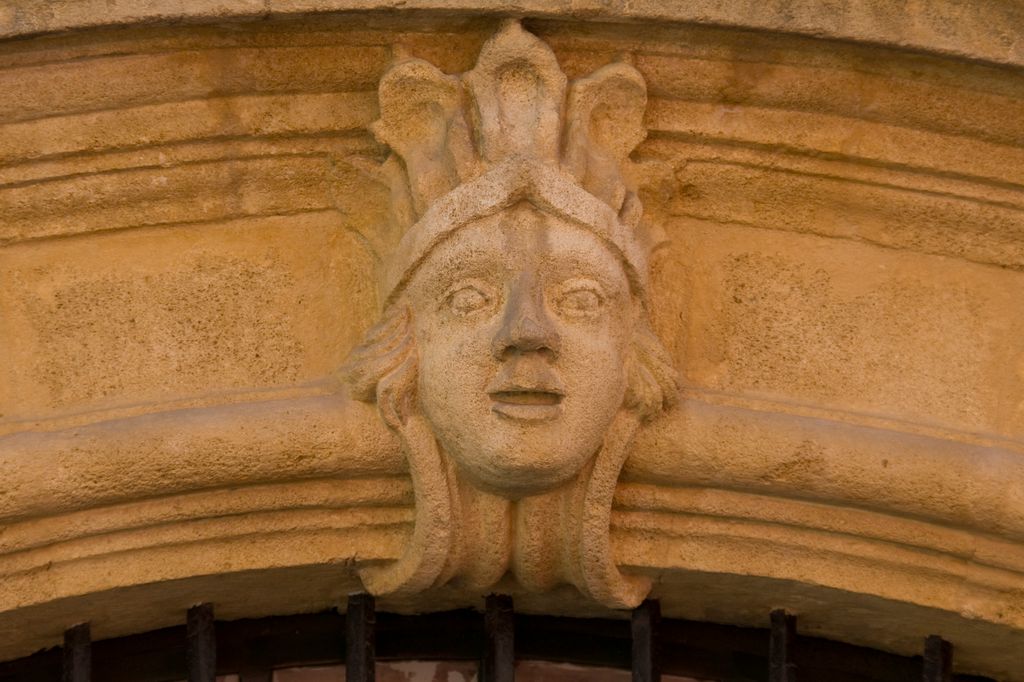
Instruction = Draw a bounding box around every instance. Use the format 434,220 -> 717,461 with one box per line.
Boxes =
369,19 -> 656,304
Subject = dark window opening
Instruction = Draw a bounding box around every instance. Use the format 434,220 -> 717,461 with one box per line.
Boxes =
0,596 -> 995,682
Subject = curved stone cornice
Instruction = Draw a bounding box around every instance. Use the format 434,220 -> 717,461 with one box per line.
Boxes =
2,390 -> 1024,676
2,0 -> 1024,69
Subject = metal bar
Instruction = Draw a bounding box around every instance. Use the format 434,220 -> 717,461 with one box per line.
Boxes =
631,599 -> 661,682
0,608 -> 975,682
769,610 -> 796,682
346,593 -> 376,682
481,594 -> 514,682
186,603 -> 216,682
62,623 -> 91,682
923,636 -> 952,682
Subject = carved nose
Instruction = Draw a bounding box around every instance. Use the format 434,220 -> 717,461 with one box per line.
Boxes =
492,288 -> 561,360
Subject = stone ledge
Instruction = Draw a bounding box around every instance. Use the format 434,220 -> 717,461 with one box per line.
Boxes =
1,392 -> 1022,677
1,1 -> 1024,70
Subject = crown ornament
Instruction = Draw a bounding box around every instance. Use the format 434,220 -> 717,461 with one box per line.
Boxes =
359,19 -> 659,306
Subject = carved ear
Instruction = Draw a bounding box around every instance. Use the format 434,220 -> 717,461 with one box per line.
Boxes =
563,61 -> 647,213
372,59 -> 464,217
464,20 -> 567,164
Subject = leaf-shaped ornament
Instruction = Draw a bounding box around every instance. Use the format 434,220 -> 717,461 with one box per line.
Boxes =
464,20 -> 567,165
564,62 -> 647,212
372,58 -> 463,218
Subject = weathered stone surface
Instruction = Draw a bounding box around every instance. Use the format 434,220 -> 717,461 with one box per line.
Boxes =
337,21 -> 676,608
0,5 -> 1022,681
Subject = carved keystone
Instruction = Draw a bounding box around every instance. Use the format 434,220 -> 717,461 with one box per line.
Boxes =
340,20 -> 678,608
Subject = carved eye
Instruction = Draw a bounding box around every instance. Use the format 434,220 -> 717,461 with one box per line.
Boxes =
445,284 -> 491,316
555,283 -> 604,318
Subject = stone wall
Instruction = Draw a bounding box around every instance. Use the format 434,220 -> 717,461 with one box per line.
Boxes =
0,3 -> 1022,679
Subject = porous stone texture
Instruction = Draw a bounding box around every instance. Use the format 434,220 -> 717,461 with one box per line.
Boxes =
338,20 -> 677,608
0,4 -> 1023,680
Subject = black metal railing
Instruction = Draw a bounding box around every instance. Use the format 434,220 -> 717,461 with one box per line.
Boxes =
0,595 -> 998,682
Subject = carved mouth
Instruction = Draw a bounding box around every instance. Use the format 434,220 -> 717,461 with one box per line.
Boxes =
490,390 -> 562,405
489,389 -> 564,422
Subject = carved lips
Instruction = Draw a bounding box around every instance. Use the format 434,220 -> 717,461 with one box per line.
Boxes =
486,362 -> 566,422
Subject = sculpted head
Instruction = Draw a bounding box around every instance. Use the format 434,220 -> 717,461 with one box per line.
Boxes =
345,199 -> 676,498
340,20 -> 677,603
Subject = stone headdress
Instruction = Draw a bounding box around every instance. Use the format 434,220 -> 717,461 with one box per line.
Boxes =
356,19 -> 661,307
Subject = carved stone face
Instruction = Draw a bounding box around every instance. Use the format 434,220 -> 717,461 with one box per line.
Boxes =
405,203 -> 634,497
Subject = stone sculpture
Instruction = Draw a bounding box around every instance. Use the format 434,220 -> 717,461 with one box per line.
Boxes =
342,20 -> 678,608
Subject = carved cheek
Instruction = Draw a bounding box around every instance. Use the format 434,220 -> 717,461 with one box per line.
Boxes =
427,314 -> 502,389
559,306 -> 631,380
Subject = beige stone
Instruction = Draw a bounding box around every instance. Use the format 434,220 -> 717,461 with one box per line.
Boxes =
0,5 -> 1022,681
339,21 -> 676,607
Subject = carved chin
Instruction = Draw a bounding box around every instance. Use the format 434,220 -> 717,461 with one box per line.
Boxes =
433,414 -> 607,498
